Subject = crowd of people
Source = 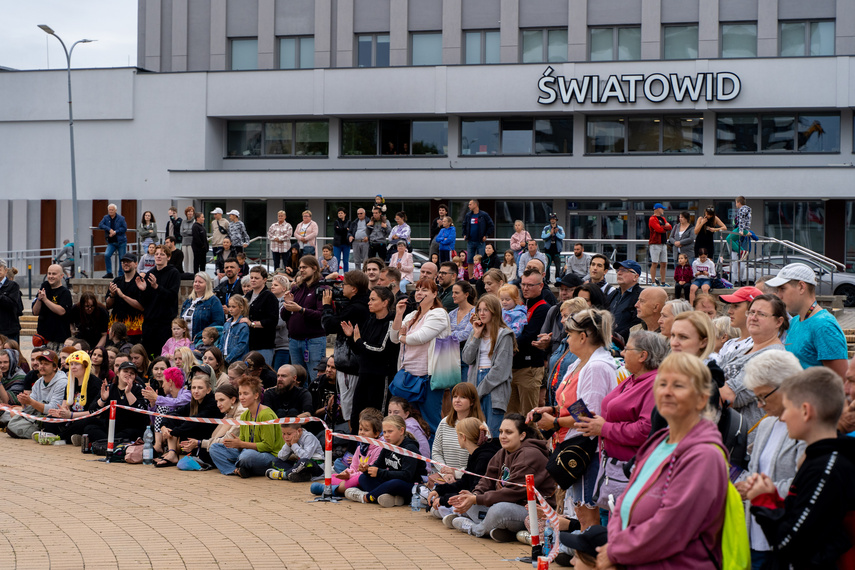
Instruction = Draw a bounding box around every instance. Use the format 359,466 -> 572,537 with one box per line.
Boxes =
2,196 -> 855,569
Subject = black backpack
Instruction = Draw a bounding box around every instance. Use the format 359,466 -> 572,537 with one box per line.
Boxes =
718,404 -> 748,470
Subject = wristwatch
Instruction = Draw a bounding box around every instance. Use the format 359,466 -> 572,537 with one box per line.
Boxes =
553,417 -> 560,430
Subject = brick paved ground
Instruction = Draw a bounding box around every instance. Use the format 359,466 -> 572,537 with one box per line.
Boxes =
0,437 -> 530,570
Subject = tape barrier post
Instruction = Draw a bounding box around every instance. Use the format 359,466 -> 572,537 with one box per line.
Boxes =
105,401 -> 117,464
537,556 -> 549,569
526,474 -> 543,566
313,428 -> 339,503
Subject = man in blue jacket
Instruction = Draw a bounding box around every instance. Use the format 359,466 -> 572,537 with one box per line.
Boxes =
462,199 -> 494,261
97,203 -> 128,278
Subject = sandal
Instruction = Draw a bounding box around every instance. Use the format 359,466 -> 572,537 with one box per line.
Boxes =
154,449 -> 179,468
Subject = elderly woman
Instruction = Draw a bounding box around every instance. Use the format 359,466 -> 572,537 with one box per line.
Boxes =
598,352 -> 728,569
657,298 -> 692,339
154,369 -> 222,467
50,351 -> 103,445
576,330 -> 669,507
180,272 -> 225,344
719,294 -> 788,442
734,350 -> 806,570
294,210 -> 319,255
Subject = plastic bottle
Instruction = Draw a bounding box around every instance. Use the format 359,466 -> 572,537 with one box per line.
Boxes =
142,426 -> 154,465
410,484 -> 421,511
543,525 -> 554,556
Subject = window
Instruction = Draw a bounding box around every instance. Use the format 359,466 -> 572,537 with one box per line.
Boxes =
764,201 -> 825,256
589,27 -> 641,61
521,29 -> 568,63
721,24 -> 757,58
717,113 -> 840,153
230,38 -> 258,70
663,25 -> 698,60
586,116 -> 702,154
357,34 -> 390,67
780,21 -> 835,56
464,30 -> 500,64
226,121 -> 328,157
279,36 -> 314,69
341,120 -> 449,156
412,32 -> 442,66
461,118 -> 573,156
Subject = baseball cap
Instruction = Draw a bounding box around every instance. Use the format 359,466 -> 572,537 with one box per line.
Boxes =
559,525 -> 608,558
226,209 -> 240,217
614,260 -> 641,275
765,263 -> 817,288
719,286 -> 764,304
548,212 -> 558,220
121,253 -> 137,263
190,364 -> 213,378
558,273 -> 583,288
653,203 -> 666,210
34,349 -> 59,366
118,361 -> 138,372
314,361 -> 329,372
211,207 -> 224,215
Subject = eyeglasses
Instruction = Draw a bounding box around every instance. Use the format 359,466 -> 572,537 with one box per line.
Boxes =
520,282 -> 541,289
754,385 -> 780,406
746,310 -> 773,319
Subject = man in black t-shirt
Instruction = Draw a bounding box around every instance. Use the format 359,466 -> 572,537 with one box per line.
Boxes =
105,254 -> 145,344
32,264 -> 73,351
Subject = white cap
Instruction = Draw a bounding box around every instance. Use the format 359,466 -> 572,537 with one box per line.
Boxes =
226,209 -> 240,217
765,263 -> 817,287
211,207 -> 224,215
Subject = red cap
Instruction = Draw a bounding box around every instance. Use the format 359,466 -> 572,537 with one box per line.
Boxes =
719,286 -> 763,304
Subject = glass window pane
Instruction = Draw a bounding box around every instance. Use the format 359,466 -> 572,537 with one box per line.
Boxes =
299,37 -> 314,68
502,119 -> 533,155
227,122 -> 262,156
522,30 -> 543,63
586,118 -> 625,154
412,121 -> 448,155
357,36 -> 373,67
798,114 -> 840,152
535,118 -> 573,155
627,118 -> 660,153
412,33 -> 442,66
590,28 -> 614,61
761,115 -> 796,151
780,22 -> 805,57
461,120 -> 499,155
810,21 -> 835,56
663,117 -> 703,153
231,39 -> 258,70
721,24 -> 757,58
465,31 -> 481,64
265,123 -> 293,155
663,25 -> 698,60
716,115 -> 758,153
295,122 -> 329,156
279,38 -> 297,69
342,121 -> 377,156
485,31 -> 500,64
376,35 -> 390,67
547,29 -> 568,62
618,27 -> 641,60
380,120 -> 410,155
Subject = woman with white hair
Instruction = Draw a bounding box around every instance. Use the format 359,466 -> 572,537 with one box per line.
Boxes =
734,350 -> 806,570
657,299 -> 691,339
180,272 -> 225,343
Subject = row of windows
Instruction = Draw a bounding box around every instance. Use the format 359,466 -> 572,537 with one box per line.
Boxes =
226,113 -> 845,158
229,20 -> 836,70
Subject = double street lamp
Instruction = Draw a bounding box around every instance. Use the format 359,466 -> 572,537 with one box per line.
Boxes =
38,25 -> 95,279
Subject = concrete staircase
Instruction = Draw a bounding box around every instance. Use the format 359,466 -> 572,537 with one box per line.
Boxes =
846,330 -> 855,359
21,308 -> 36,339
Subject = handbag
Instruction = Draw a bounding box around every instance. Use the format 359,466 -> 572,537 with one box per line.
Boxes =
332,335 -> 358,373
546,433 -> 598,490
216,221 -> 228,235
389,369 -> 428,404
592,449 -> 631,509
124,438 -> 145,464
429,334 -> 462,391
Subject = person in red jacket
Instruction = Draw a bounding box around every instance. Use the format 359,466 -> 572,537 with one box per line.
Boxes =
648,203 -> 672,287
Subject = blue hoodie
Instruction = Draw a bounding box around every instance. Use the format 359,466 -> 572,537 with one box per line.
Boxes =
436,226 -> 457,251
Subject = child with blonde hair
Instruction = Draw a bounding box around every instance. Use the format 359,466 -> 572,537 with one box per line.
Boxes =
161,318 -> 192,358
499,284 -> 527,337
310,409 -> 383,496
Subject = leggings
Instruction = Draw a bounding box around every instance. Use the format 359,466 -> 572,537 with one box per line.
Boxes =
463,502 -> 528,538
358,473 -> 414,501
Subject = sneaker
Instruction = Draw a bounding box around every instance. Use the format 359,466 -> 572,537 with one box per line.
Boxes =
71,434 -> 83,447
442,513 -> 459,529
654,279 -> 662,287
489,528 -> 515,543
344,488 -> 369,504
237,466 -> 252,478
266,468 -> 286,480
376,494 -> 406,508
516,530 -> 532,545
452,517 -> 476,535
287,468 -> 313,483
104,273 -> 114,279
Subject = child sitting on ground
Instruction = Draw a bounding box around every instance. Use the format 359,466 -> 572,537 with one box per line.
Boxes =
161,318 -> 193,358
499,284 -> 527,337
196,326 -> 219,353
310,409 -> 383,497
746,367 -> 855,569
266,424 -> 324,482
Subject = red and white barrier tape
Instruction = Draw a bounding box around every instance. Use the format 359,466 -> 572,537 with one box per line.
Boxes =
0,404 -> 109,423
112,405 -> 331,428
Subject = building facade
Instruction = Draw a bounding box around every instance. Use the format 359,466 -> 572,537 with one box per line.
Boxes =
1,0 -> 854,271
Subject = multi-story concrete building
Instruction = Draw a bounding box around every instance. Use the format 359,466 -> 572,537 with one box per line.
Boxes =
1,0 -> 854,273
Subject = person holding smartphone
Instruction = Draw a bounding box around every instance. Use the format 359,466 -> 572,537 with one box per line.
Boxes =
694,206 -> 727,260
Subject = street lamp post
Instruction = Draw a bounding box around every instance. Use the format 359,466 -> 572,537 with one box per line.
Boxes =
38,25 -> 95,279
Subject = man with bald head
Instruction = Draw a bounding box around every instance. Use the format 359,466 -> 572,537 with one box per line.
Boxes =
420,261 -> 437,284
632,286 -> 667,334
521,258 -> 557,306
32,264 -> 73,351
263,364 -> 313,418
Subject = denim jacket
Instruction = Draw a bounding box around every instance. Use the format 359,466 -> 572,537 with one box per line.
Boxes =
180,296 -> 225,341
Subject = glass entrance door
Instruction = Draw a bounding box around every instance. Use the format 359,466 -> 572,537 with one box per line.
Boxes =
567,212 -> 628,262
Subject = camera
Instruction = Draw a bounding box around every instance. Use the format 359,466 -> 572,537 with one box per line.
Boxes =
319,279 -> 346,310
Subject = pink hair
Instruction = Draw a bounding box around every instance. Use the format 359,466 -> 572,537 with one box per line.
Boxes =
163,367 -> 185,390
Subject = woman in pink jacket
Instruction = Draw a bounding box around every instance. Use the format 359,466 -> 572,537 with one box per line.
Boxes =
598,351 -> 728,569
294,210 -> 319,255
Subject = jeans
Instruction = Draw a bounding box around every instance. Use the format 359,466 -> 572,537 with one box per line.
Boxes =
273,349 -> 290,370
569,456 -> 600,508
289,337 -> 327,382
463,502 -> 528,538
477,369 -> 505,436
421,387 -> 445,447
750,550 -> 767,570
272,251 -> 285,272
104,242 -> 127,276
508,367 -> 543,416
333,245 -> 350,273
208,443 -> 276,476
255,349 -> 274,368
466,241 -> 485,263
544,251 -> 561,282
358,473 -> 414,501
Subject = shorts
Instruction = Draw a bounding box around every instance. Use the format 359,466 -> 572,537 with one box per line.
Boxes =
693,278 -> 712,288
649,244 -> 668,263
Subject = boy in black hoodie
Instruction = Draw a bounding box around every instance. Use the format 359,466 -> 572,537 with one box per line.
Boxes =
747,367 -> 855,569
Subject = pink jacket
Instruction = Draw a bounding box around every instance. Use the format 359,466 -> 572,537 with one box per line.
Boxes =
389,252 -> 414,282
295,220 -> 319,252
509,230 -> 532,252
607,419 -> 727,570
333,444 -> 382,490
599,369 -> 657,461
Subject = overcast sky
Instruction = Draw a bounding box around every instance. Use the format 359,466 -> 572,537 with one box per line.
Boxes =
1,1 -> 138,70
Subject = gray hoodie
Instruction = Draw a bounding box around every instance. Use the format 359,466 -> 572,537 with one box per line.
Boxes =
462,327 -> 515,412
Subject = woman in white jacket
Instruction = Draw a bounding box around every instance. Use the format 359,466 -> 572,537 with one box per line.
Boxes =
391,278 -> 458,437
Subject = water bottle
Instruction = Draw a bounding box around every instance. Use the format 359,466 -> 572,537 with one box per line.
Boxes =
410,484 -> 421,511
543,525 -> 554,556
142,426 -> 154,465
